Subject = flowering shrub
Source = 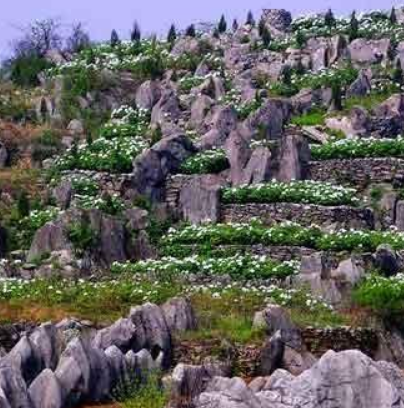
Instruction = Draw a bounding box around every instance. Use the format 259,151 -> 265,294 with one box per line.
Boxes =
112,254 -> 300,281
162,221 -> 404,254
71,176 -> 99,196
18,208 -> 61,249
317,228 -> 404,252
291,11 -> 404,41
222,180 -> 359,206
55,136 -> 149,173
354,273 -> 404,316
163,221 -> 321,248
54,105 -> 151,173
179,148 -> 229,174
268,65 -> 358,97
219,89 -> 263,119
311,137 -> 404,160
77,193 -> 125,216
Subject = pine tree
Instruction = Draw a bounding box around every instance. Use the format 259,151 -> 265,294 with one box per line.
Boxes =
393,59 -> 404,86
131,22 -> 141,42
110,29 -> 120,47
295,30 -> 306,49
213,28 -> 220,39
261,26 -> 272,48
232,19 -> 239,32
390,7 -> 398,24
324,9 -> 336,31
349,11 -> 359,42
246,11 -> 255,27
167,24 -> 177,44
218,14 -> 227,33
258,18 -> 266,37
185,24 -> 196,37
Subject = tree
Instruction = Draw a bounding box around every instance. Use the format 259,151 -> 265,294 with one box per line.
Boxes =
232,19 -> 239,32
390,7 -> 398,25
12,18 -> 62,58
295,30 -> 306,49
258,18 -> 266,37
185,24 -> 196,37
261,26 -> 272,48
246,11 -> 255,27
66,23 -> 90,53
167,24 -> 177,44
218,14 -> 227,33
349,11 -> 359,42
393,59 -> 404,86
324,8 -> 336,31
131,22 -> 141,42
110,29 -> 120,47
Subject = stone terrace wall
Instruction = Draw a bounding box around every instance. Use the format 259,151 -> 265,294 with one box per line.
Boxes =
166,174 -> 194,215
302,326 -> 379,358
220,203 -> 375,229
310,158 -> 404,187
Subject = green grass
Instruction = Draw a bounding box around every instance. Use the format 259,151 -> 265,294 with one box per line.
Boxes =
290,110 -> 326,127
114,373 -> 168,408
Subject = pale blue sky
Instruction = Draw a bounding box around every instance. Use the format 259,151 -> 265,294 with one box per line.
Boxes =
0,0 -> 398,59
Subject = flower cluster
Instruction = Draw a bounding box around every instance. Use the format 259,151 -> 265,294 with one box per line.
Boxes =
54,105 -> 151,173
112,254 -> 300,281
311,137 -> 404,160
219,89 -> 263,119
76,193 -> 125,216
222,180 -> 360,207
161,221 -> 404,254
179,148 -> 229,174
291,11 -> 404,41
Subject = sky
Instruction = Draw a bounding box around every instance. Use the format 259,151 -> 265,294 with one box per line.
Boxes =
0,0 -> 399,59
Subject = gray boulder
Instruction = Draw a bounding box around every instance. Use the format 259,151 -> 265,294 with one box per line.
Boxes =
261,9 -> 292,34
151,89 -> 181,128
396,200 -> 404,231
28,369 -> 63,408
161,297 -> 197,333
105,346 -> 129,389
245,98 -> 292,140
346,70 -> 372,99
27,221 -> 72,263
179,175 -> 225,224
375,244 -> 403,277
224,130 -> 252,186
52,180 -> 73,210
253,305 -> 302,350
129,302 -> 172,368
241,146 -> 273,185
170,362 -> 229,404
92,318 -> 137,352
260,331 -> 285,376
0,360 -> 31,408
136,80 -> 162,111
132,133 -> 196,201
348,38 -> 391,64
190,95 -> 214,131
275,134 -> 310,182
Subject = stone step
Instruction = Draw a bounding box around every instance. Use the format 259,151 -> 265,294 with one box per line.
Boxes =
310,157 -> 404,188
220,203 -> 375,230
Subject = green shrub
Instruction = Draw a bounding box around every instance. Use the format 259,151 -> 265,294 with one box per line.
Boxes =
68,221 -> 95,254
10,55 -> 53,87
311,137 -> 404,160
221,180 -> 359,207
179,149 -> 229,174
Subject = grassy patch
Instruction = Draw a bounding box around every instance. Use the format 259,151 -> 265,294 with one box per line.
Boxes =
290,110 -> 326,127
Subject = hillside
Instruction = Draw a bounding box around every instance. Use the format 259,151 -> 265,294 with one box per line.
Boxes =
2,6 -> 404,408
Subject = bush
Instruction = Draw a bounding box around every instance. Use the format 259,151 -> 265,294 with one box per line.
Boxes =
311,137 -> 404,160
221,180 -> 359,207
10,54 -> 53,87
179,149 -> 229,174
68,221 -> 95,254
